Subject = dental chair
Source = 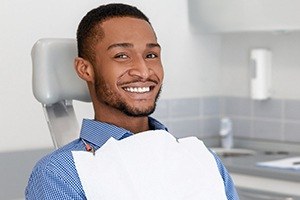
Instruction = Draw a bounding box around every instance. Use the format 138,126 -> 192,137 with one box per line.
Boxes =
32,38 -> 91,149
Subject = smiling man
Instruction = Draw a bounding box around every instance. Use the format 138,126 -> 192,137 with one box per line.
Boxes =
75,15 -> 163,133
25,3 -> 239,200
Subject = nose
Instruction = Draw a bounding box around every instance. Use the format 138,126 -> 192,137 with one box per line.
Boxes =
128,56 -> 151,79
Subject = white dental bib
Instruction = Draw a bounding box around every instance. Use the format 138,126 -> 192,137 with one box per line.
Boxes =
72,130 -> 227,200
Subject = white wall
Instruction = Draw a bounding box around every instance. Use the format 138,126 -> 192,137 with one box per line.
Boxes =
0,0 -> 221,152
220,32 -> 300,99
0,0 -> 101,152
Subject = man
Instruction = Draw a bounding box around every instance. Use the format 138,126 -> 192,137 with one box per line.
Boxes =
26,3 -> 239,199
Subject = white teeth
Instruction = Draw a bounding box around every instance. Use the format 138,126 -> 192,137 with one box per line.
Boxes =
124,87 -> 150,93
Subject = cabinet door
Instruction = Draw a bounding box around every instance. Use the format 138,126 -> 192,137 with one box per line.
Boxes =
238,188 -> 300,200
189,0 -> 300,33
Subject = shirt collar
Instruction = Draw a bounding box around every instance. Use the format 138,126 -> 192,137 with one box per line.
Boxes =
148,116 -> 168,131
80,117 -> 167,148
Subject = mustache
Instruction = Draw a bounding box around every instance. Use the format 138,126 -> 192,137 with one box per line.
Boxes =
118,78 -> 159,85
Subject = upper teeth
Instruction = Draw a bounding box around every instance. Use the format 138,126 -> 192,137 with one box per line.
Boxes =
124,87 -> 150,93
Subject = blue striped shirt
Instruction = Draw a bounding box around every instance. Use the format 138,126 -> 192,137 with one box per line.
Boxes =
25,117 -> 239,199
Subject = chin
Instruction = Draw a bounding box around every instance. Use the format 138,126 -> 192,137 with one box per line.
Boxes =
121,103 -> 156,117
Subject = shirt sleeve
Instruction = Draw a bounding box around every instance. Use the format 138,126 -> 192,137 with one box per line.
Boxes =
25,164 -> 85,200
211,151 -> 240,200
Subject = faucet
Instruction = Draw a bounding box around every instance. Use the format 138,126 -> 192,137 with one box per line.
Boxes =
219,117 -> 233,149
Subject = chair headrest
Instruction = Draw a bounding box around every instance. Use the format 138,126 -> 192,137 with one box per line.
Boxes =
32,38 -> 91,105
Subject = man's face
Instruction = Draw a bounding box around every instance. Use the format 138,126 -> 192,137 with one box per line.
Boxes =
92,17 -> 164,117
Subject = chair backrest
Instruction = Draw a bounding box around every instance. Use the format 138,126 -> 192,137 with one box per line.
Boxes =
32,38 -> 91,148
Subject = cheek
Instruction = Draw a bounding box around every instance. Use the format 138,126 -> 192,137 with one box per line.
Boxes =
160,66 -> 164,79
100,66 -> 127,87
154,64 -> 164,81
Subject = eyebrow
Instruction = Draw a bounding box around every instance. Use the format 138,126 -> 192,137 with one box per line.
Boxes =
107,42 -> 161,50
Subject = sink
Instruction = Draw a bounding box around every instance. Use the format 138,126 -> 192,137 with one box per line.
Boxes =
211,148 -> 256,157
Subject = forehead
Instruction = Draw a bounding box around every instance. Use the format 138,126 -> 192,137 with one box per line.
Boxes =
98,17 -> 157,47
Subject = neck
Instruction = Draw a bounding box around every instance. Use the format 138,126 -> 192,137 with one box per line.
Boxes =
94,108 -> 150,134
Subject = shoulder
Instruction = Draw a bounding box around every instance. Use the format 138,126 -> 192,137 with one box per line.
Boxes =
208,149 -> 232,183
209,149 -> 240,199
34,140 -> 83,171
26,139 -> 86,197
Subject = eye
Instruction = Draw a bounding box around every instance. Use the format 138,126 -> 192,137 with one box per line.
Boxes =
146,53 -> 158,59
114,53 -> 129,59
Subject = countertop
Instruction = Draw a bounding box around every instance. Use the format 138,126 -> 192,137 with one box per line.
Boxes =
218,149 -> 300,182
213,144 -> 300,199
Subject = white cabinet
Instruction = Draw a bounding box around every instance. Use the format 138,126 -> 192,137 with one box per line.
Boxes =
231,173 -> 300,199
188,0 -> 300,33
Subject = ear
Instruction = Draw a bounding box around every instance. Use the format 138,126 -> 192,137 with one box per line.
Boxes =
74,57 -> 94,83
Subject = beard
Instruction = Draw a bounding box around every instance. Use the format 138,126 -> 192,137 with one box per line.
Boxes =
94,74 -> 162,117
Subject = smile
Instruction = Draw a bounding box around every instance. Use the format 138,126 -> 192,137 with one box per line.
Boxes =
123,87 -> 151,93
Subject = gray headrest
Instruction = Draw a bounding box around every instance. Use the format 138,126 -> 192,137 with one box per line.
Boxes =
32,38 -> 91,105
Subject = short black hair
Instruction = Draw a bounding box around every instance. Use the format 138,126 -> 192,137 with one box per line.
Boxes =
77,3 -> 150,62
